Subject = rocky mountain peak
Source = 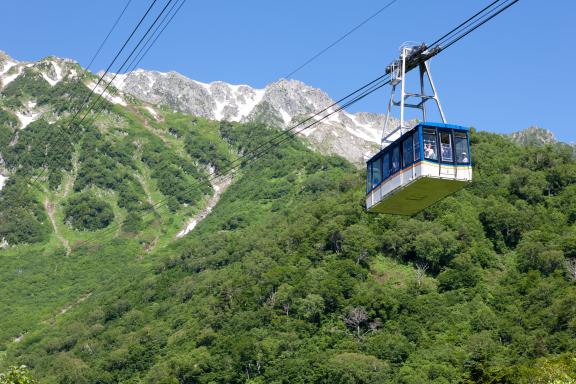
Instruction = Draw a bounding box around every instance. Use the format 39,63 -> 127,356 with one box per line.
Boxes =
260,78 -> 334,123
107,69 -> 392,164
0,53 -> 81,90
510,126 -> 556,146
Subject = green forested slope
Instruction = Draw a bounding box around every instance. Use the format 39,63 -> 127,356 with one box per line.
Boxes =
2,113 -> 576,383
0,68 -> 229,353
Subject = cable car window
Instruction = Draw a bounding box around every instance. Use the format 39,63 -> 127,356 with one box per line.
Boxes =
403,134 -> 413,167
366,161 -> 372,192
371,156 -> 382,188
383,152 -> 390,180
440,131 -> 453,162
391,146 -> 400,174
423,128 -> 438,160
454,132 -> 470,163
413,131 -> 421,162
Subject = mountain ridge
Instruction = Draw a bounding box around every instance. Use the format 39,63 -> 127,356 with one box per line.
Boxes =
2,49 -> 388,164
106,68 -> 389,164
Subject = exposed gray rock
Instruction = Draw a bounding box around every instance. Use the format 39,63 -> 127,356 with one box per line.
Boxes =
509,126 -> 575,156
510,126 -> 556,146
108,70 -> 395,164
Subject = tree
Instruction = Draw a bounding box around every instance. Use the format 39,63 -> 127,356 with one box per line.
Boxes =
341,224 -> 379,265
437,254 -> 481,291
321,353 -> 389,383
415,262 -> 429,290
295,294 -> 325,322
343,306 -> 368,338
516,231 -> 565,275
0,366 -> 37,384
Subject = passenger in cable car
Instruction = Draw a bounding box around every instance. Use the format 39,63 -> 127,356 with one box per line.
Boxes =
423,129 -> 438,160
424,143 -> 436,160
454,132 -> 470,163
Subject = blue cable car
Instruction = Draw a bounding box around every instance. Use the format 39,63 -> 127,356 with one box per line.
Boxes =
366,122 -> 472,215
365,44 -> 472,215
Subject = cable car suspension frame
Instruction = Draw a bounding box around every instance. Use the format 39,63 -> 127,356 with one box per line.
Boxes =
381,43 -> 446,148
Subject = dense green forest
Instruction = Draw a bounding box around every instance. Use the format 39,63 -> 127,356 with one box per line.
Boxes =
0,66 -> 221,364
1,63 -> 576,383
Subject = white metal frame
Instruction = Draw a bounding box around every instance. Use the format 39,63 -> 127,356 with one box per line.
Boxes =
381,44 -> 446,148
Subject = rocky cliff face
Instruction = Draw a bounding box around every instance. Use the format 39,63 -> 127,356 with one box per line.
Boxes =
108,69 -> 396,164
509,126 -> 575,156
509,126 -> 556,146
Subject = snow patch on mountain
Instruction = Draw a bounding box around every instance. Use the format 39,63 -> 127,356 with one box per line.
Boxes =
40,60 -> 65,86
0,60 -> 17,77
346,113 -> 382,143
0,51 -> 17,79
176,174 -> 233,238
15,111 -> 41,129
1,65 -> 23,87
85,80 -> 127,106
14,101 -> 42,129
279,109 -> 291,125
53,60 -> 63,81
41,72 -> 57,86
0,174 -> 7,191
145,106 -> 159,120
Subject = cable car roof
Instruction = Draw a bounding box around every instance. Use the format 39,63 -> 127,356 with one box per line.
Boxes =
415,122 -> 469,131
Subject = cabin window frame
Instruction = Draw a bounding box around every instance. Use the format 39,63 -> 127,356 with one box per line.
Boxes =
371,155 -> 383,189
453,131 -> 471,165
390,145 -> 400,175
439,130 -> 454,163
413,128 -> 421,162
366,161 -> 372,192
422,127 -> 439,162
383,152 -> 390,181
402,133 -> 414,168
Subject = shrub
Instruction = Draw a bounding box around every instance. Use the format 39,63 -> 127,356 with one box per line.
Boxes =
63,193 -> 114,231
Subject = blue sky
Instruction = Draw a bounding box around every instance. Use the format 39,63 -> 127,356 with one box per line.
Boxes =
1,0 -> 574,142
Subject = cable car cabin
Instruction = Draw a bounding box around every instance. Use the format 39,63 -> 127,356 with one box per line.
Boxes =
366,122 -> 472,215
